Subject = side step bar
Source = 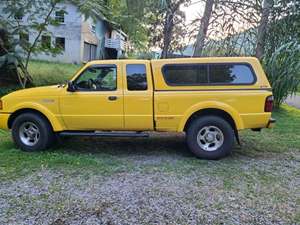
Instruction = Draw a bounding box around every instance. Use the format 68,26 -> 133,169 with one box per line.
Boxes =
59,131 -> 149,138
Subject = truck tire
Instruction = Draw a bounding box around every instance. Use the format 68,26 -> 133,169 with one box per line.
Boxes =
12,113 -> 54,152
186,116 -> 234,160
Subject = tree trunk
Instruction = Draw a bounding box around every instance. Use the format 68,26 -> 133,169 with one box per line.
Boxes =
24,2 -> 56,70
193,0 -> 214,57
255,0 -> 273,59
161,9 -> 174,59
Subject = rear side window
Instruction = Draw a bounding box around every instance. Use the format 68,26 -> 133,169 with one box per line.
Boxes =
209,64 -> 255,84
162,64 -> 208,85
126,64 -> 148,91
162,63 -> 256,86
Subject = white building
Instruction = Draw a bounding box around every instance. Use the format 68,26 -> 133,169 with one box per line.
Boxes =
1,2 -> 128,64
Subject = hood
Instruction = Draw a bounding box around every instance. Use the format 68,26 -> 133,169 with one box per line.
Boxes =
1,85 -> 65,100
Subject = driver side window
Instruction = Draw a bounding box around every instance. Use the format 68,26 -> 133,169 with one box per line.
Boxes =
75,65 -> 117,91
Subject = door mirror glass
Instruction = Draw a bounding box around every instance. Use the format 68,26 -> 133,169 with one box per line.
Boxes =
67,81 -> 76,92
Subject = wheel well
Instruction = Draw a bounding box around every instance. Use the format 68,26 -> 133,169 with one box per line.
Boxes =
183,108 -> 237,132
8,108 -> 53,130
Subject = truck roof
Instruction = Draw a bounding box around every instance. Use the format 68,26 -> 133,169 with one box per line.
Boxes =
86,57 -> 260,65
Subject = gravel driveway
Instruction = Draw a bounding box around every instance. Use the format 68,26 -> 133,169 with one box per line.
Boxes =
0,143 -> 299,225
285,94 -> 300,109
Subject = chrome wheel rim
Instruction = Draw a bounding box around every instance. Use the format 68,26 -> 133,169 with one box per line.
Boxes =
197,126 -> 224,151
19,122 -> 40,146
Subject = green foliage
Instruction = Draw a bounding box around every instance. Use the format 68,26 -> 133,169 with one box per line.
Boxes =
105,0 -> 150,50
148,0 -> 190,57
105,0 -> 189,53
71,0 -> 111,21
0,28 -> 33,88
264,0 -> 300,58
136,51 -> 158,59
263,41 -> 300,108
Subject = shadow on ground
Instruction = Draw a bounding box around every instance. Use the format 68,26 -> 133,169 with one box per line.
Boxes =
53,132 -> 262,162
56,133 -> 193,158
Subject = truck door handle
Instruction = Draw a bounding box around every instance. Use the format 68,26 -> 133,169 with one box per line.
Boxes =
108,96 -> 118,101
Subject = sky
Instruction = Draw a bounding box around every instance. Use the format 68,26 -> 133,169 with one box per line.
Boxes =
181,0 -> 254,42
181,0 -> 204,24
180,0 -> 204,45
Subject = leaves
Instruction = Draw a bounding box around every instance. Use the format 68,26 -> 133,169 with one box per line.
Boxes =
263,41 -> 300,108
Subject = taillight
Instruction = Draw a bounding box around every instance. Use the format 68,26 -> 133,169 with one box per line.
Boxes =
0,100 -> 2,110
265,96 -> 273,112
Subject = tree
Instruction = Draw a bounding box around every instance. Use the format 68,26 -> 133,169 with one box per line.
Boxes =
191,0 -> 261,57
160,0 -> 190,58
262,0 -> 300,107
256,0 -> 274,59
103,0 -> 151,51
73,0 -> 111,21
0,28 -> 32,88
263,41 -> 300,108
146,0 -> 190,58
0,0 -> 66,87
193,0 -> 214,57
0,0 -> 110,87
263,0 -> 300,59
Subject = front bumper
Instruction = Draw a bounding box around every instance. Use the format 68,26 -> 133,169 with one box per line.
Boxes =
0,113 -> 10,130
267,118 -> 276,128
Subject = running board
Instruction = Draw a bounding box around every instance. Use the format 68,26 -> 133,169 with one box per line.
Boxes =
59,131 -> 149,138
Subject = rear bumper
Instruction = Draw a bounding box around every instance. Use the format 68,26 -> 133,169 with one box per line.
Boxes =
0,113 -> 10,130
267,118 -> 276,128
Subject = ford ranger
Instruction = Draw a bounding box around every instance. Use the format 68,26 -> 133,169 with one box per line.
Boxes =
0,57 -> 275,159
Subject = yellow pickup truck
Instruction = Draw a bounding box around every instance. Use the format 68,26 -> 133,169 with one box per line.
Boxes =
0,57 -> 275,159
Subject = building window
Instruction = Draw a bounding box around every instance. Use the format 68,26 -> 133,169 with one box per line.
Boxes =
91,24 -> 96,33
55,10 -> 65,23
55,37 -> 65,50
126,64 -> 148,91
14,11 -> 23,21
41,35 -> 51,49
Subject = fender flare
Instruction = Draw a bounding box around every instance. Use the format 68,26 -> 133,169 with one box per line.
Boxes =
177,101 -> 244,132
8,102 -> 65,131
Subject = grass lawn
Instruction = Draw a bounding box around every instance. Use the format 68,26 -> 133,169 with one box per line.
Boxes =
28,60 -> 81,86
0,105 -> 299,180
0,105 -> 299,224
0,60 -> 81,97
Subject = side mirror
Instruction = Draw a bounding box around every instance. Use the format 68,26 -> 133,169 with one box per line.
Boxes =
67,81 -> 76,92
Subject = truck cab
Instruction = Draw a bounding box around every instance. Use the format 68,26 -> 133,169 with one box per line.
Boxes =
61,60 -> 154,131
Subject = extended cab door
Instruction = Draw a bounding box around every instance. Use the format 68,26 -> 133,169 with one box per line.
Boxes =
59,63 -> 124,130
122,61 -> 154,130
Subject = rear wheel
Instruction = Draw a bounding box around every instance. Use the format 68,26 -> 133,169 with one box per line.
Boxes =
186,116 -> 235,159
12,113 -> 54,152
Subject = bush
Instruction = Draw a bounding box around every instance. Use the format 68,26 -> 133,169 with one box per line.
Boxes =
263,41 -> 300,108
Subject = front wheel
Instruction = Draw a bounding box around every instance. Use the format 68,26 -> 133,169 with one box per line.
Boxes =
186,116 -> 235,160
12,113 -> 54,152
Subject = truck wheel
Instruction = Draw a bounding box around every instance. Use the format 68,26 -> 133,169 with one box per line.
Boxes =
186,116 -> 234,160
12,113 -> 54,152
